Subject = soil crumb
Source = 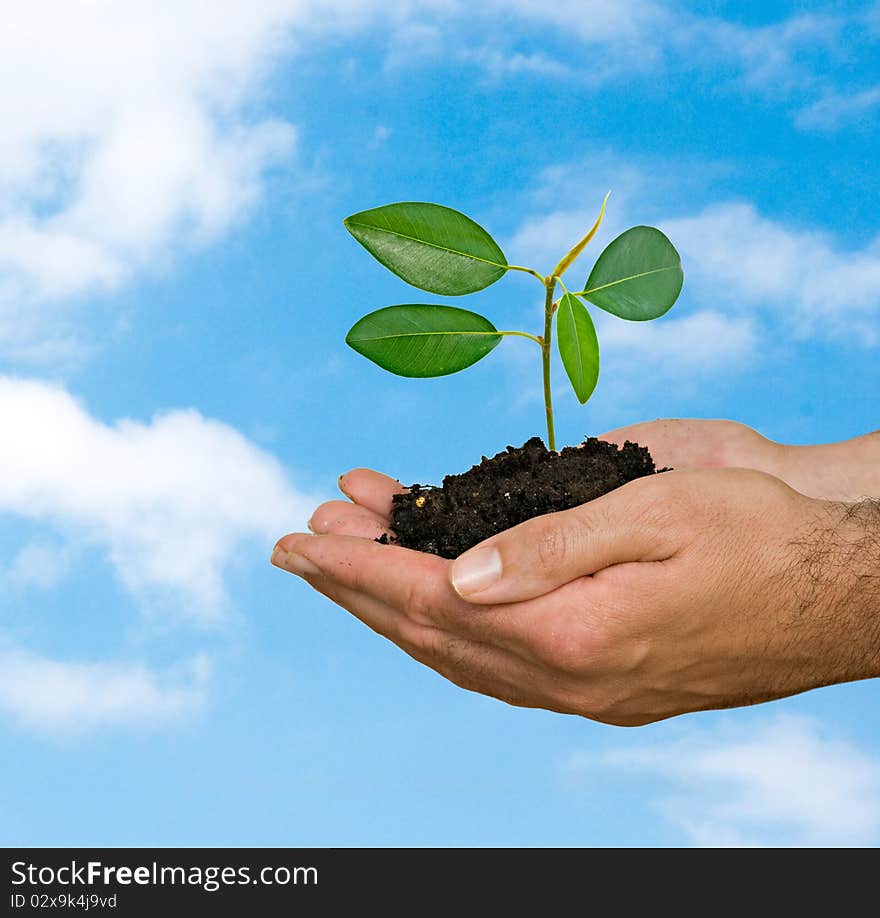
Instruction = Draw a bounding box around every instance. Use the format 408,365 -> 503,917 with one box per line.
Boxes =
383,436 -> 664,558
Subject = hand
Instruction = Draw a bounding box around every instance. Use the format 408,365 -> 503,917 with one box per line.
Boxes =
273,466 -> 880,725
600,418 -> 880,501
599,418 -> 783,475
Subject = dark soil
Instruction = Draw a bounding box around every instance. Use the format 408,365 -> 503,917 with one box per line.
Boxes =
382,436 -> 665,558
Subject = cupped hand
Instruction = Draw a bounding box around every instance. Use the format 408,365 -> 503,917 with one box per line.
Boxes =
599,418 -> 784,477
273,466 -> 878,725
599,418 -> 880,501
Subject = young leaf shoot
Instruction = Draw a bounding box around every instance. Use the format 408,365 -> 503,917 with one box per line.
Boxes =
344,198 -> 683,450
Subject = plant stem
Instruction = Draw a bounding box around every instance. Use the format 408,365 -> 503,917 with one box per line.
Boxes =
542,277 -> 557,451
507,264 -> 548,284
498,330 -> 543,346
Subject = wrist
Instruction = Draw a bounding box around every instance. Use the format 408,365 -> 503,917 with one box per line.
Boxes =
776,434 -> 880,501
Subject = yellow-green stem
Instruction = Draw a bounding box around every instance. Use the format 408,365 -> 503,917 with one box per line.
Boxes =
542,277 -> 557,451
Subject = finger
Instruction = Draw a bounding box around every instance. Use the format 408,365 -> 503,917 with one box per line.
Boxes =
272,532 -> 535,650
598,418 -> 750,470
337,468 -> 406,517
274,531 -> 447,609
598,419 -> 667,446
598,419 -> 687,468
303,575 -> 544,709
448,476 -> 679,604
308,500 -> 391,539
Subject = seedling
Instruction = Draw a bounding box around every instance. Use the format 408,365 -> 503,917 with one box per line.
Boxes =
344,197 -> 683,450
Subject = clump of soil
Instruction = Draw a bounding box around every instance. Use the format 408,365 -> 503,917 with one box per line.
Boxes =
383,436 -> 665,558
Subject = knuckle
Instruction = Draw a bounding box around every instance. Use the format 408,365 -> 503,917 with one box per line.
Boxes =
580,622 -> 617,665
530,592 -> 637,676
628,473 -> 692,534
422,634 -> 487,685
402,625 -> 449,671
535,521 -> 574,574
443,667 -> 531,711
634,496 -> 669,534
533,620 -> 599,675
573,685 -> 632,725
403,578 -> 436,626
415,628 -> 470,671
490,688 -> 536,710
586,686 -> 625,721
410,631 -> 529,708
556,642 -> 589,676
588,694 -> 660,727
396,617 -> 429,652
440,633 -> 473,670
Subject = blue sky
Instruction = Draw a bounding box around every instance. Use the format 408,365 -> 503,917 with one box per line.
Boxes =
1,0 -> 879,847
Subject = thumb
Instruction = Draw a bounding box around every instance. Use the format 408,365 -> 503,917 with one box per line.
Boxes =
449,480 -> 673,604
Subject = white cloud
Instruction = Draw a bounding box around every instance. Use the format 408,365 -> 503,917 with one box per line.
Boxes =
491,0 -> 667,45
0,2 -> 869,736
0,3 -> 298,299
598,309 -> 756,376
508,203 -> 628,274
476,0 -> 669,81
505,160 -> 757,398
562,715 -> 880,846
0,377 -> 314,619
0,645 -> 209,734
0,376 -> 317,732
367,125 -> 393,150
388,0 -> 819,91
0,0 -> 420,358
496,308 -> 754,423
505,152 -> 718,268
662,202 -> 880,344
460,47 -> 576,82
690,12 -> 840,92
796,85 -> 880,131
0,541 -> 74,592
511,155 -> 880,349
0,1 -> 862,362
451,2 -> 841,95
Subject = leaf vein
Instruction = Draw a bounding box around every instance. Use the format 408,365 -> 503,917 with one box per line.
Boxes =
345,220 -> 507,271
581,265 -> 677,296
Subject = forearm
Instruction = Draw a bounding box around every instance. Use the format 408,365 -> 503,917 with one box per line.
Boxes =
795,498 -> 880,687
778,430 -> 880,502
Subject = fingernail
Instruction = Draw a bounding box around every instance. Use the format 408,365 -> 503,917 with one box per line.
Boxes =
308,513 -> 333,534
271,546 -> 322,577
451,546 -> 502,597
338,473 -> 351,497
307,515 -> 328,533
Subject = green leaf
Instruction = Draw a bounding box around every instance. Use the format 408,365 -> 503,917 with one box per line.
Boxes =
556,294 -> 600,404
344,202 -> 507,295
345,305 -> 502,378
581,226 -> 683,321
